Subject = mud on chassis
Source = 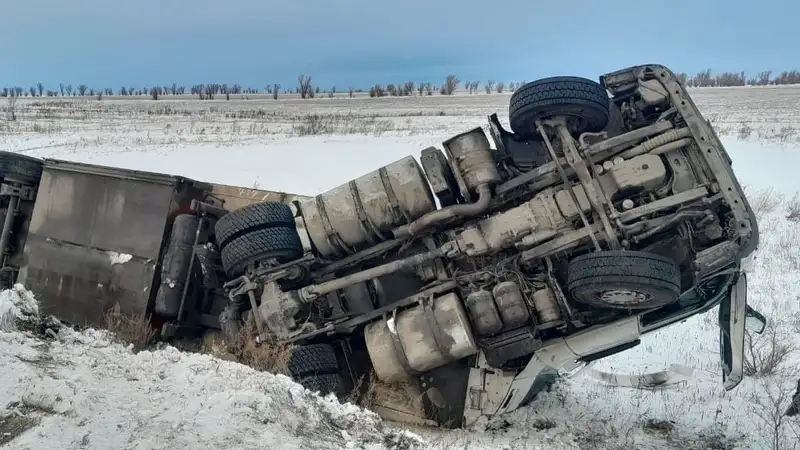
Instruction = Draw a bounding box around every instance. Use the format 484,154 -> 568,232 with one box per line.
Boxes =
209,64 -> 767,428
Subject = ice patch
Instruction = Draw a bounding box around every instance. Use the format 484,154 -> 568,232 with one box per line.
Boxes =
107,251 -> 133,265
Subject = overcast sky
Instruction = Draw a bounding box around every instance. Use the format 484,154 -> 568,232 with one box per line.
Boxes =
5,0 -> 797,90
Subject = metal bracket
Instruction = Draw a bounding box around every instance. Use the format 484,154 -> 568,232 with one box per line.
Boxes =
0,183 -> 36,201
224,275 -> 267,338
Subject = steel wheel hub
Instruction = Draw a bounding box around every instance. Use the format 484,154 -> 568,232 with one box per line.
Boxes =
599,289 -> 653,306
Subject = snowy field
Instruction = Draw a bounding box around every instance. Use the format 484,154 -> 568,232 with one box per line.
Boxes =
1,85 -> 800,449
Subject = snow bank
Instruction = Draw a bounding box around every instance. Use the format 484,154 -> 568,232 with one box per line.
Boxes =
0,308 -> 426,450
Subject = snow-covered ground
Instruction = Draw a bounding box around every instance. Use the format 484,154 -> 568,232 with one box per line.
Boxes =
1,86 -> 799,449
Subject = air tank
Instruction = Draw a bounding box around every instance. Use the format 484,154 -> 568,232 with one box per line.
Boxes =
465,290 -> 503,336
300,156 -> 436,259
492,281 -> 531,329
364,292 -> 479,383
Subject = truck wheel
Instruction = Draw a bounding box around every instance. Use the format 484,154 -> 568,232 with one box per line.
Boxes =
288,343 -> 340,377
296,373 -> 345,397
289,344 -> 344,397
219,227 -> 303,277
604,102 -> 626,137
214,202 -> 296,248
509,77 -> 610,138
567,250 -> 681,309
0,152 -> 44,185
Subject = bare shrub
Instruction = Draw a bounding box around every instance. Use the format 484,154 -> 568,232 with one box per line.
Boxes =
369,85 -> 385,98
715,71 -> 746,87
758,70 -> 773,86
692,69 -> 714,87
298,75 -> 313,99
738,122 -> 753,140
749,187 -> 784,222
496,82 -> 505,93
786,193 -> 800,222
442,75 -> 459,95
744,321 -> 795,377
404,81 -> 414,96
292,113 -> 393,136
5,96 -> 17,121
485,80 -> 495,93
774,70 -> 800,86
295,114 -> 331,135
747,374 -> 800,450
103,303 -> 156,353
776,126 -> 797,143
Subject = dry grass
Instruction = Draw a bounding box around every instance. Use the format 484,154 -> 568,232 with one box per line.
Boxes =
201,320 -> 295,375
291,113 -> 395,137
349,371 -> 431,426
102,303 -> 156,353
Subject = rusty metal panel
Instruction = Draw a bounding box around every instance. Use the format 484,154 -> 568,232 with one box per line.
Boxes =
20,235 -> 156,326
209,184 -> 311,212
29,161 -> 180,259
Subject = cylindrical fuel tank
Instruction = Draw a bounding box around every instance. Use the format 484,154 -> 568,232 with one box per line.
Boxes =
154,214 -> 200,318
364,292 -> 478,383
301,156 -> 436,259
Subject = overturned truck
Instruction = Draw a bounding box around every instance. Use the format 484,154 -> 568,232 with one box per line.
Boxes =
1,65 -> 766,427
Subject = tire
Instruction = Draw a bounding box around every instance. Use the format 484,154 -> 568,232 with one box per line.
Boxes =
296,373 -> 345,397
604,102 -> 626,138
219,227 -> 303,277
214,202 -> 296,248
567,250 -> 681,309
509,77 -> 610,138
288,343 -> 339,377
0,152 -> 43,185
289,344 -> 344,397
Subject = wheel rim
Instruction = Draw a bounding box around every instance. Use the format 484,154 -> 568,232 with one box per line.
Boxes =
598,289 -> 654,307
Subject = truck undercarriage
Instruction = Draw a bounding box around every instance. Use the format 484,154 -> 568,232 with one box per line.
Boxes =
0,64 -> 766,428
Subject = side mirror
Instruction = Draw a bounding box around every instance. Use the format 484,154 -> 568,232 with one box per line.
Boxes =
745,305 -> 767,334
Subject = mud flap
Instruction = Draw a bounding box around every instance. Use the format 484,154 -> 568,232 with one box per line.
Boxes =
718,272 -> 766,390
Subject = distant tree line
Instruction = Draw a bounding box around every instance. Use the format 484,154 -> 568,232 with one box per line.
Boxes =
2,69 -> 799,100
675,69 -> 800,87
